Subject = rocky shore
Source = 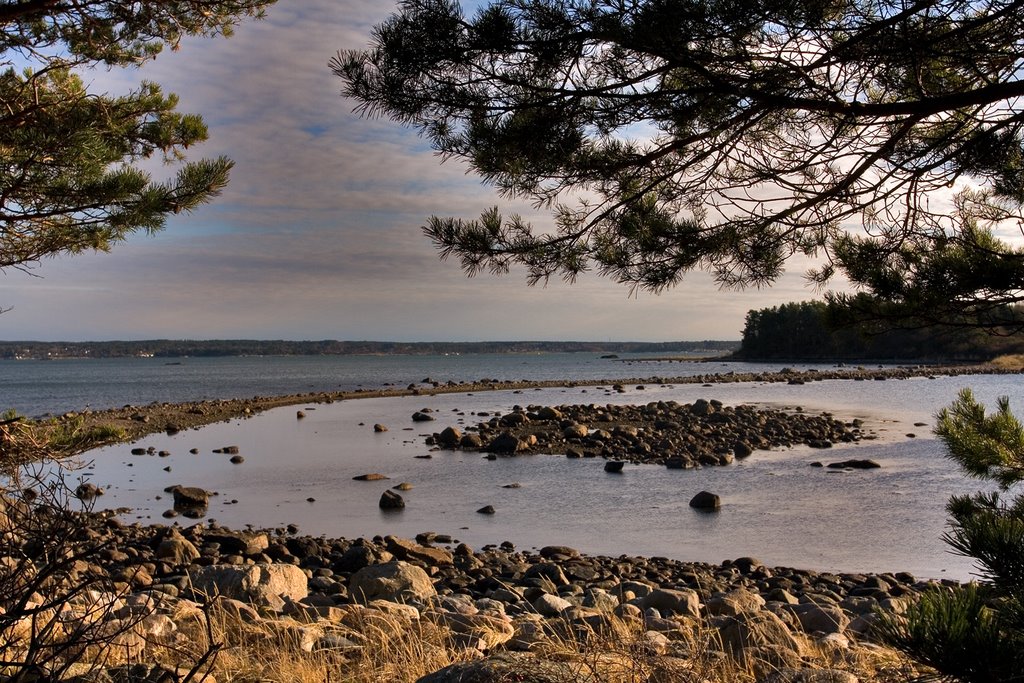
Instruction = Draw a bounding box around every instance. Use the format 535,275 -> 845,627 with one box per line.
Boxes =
2,366 -> 991,680
1,500 -> 934,682
40,363 -> 1021,457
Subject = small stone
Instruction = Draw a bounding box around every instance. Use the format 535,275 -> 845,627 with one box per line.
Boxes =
75,483 -> 104,500
380,490 -> 405,509
477,505 -> 496,515
827,459 -> 881,470
229,455 -> 245,464
689,490 -> 721,510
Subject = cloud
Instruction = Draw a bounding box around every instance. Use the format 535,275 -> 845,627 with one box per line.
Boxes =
0,0 -> 834,342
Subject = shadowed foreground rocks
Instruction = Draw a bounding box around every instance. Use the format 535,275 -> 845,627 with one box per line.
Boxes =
4,507 -> 941,682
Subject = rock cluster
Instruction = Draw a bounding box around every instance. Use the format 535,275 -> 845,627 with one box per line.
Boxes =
0,508 -> 943,683
427,400 -> 866,468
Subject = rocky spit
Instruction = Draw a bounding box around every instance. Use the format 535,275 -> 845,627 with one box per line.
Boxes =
423,399 -> 866,468
39,363 -> 1021,457
1,507 -> 938,682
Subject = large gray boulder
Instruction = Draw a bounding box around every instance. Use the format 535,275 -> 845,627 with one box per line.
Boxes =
427,611 -> 514,650
486,432 -> 526,454
156,532 -> 200,566
385,536 -> 454,566
786,602 -> 851,634
203,530 -> 269,556
707,587 -> 766,616
188,563 -> 308,609
170,486 -> 210,510
717,610 -> 804,660
641,588 -> 701,618
349,561 -> 436,604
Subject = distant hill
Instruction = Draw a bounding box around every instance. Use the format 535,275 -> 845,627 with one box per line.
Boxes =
0,339 -> 740,360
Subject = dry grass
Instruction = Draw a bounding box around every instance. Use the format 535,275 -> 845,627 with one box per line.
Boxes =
128,604 -> 926,683
988,353 -> 1024,369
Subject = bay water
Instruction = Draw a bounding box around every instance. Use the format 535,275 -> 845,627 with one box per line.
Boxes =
4,353 -> 1022,581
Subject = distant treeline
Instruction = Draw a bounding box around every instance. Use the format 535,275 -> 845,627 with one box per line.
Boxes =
736,301 -> 1024,361
0,339 -> 739,360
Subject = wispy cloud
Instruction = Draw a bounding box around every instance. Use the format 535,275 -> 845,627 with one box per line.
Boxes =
0,0 -> 827,341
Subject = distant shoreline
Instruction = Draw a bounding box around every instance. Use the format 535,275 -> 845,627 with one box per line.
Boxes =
0,339 -> 740,361
25,362 -> 1018,460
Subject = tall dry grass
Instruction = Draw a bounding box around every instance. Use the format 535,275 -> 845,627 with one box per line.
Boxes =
989,353 -> 1024,369
138,602 -> 924,683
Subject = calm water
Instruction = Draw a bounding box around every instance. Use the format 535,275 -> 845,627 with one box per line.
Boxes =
6,354 -> 1024,581
4,353 -> 860,417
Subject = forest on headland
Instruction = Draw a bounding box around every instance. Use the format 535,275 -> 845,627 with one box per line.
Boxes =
0,339 -> 739,360
736,301 -> 1024,361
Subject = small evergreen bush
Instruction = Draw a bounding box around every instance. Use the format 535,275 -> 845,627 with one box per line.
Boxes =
879,389 -> 1024,681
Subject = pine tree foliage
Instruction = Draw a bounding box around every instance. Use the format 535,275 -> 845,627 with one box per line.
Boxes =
337,0 -> 1024,322
879,389 -> 1024,682
0,0 -> 277,272
938,391 -> 1024,490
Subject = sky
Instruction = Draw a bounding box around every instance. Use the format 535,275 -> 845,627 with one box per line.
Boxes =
0,0 -> 837,343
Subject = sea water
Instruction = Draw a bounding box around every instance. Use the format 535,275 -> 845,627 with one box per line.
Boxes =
5,354 -> 1023,580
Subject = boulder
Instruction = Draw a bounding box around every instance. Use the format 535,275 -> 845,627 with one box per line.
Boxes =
486,432 -> 525,454
416,653 -> 573,683
734,442 -> 754,458
189,563 -> 308,608
385,536 -> 454,566
691,399 -> 715,416
717,610 -> 803,660
689,490 -> 721,510
349,561 -> 436,604
170,486 -> 210,510
156,534 -> 200,565
74,483 -> 103,500
533,593 -> 573,617
604,460 -> 625,473
412,412 -> 435,422
641,588 -> 700,618
760,669 -> 860,683
827,459 -> 881,469
707,588 -> 766,616
539,546 -> 579,560
379,490 -> 405,509
428,611 -> 514,650
563,424 -> 589,439
787,603 -> 851,634
437,426 -> 462,447
204,530 -> 269,556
